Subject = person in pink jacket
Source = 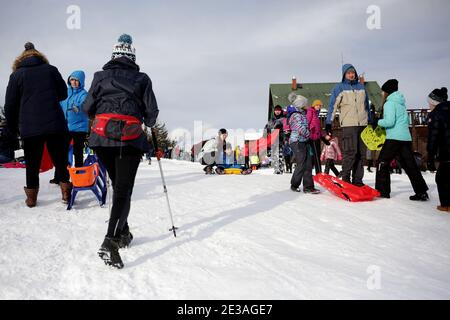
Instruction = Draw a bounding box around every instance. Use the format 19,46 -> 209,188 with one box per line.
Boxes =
307,100 -> 326,174
320,135 -> 342,177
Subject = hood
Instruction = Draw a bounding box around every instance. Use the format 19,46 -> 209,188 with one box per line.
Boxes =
386,91 -> 406,105
13,50 -> 49,71
67,70 -> 85,89
286,105 -> 299,118
342,63 -> 359,84
103,56 -> 140,71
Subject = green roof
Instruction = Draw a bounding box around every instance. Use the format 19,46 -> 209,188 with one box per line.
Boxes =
269,81 -> 383,119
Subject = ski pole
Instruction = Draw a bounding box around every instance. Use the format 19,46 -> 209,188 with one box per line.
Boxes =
151,128 -> 178,237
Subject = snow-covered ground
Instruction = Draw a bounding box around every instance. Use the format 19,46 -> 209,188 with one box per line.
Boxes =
1,159 -> 449,299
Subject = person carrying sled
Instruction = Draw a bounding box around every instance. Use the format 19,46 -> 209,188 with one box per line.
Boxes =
4,42 -> 72,207
198,128 -> 233,174
325,64 -> 373,187
374,79 -> 428,200
287,97 -> 320,194
427,87 -> 450,212
83,34 -> 159,269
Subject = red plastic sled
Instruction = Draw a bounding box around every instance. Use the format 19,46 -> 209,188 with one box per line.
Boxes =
40,143 -> 54,173
314,173 -> 380,202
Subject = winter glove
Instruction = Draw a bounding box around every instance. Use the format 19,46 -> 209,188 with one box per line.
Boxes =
338,155 -> 343,161
155,149 -> 165,160
325,124 -> 332,135
427,157 -> 436,172
370,117 -> 379,130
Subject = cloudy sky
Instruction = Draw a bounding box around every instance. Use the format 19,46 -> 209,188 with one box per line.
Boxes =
1,0 -> 449,143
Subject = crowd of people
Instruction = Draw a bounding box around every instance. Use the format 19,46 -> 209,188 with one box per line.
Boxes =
1,36 -> 449,269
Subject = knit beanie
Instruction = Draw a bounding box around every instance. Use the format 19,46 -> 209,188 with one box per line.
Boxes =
112,34 -> 136,62
381,79 -> 399,95
312,100 -> 323,107
428,87 -> 448,106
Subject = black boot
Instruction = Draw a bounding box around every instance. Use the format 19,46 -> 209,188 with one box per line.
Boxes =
98,237 -> 124,269
118,229 -> 133,249
409,192 -> 429,201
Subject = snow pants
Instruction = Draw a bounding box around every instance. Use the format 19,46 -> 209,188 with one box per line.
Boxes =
375,139 -> 428,197
436,161 -> 450,207
340,126 -> 366,184
22,133 -> 71,188
290,141 -> 314,189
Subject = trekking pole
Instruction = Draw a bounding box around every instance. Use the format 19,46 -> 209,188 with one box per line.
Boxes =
151,128 -> 178,237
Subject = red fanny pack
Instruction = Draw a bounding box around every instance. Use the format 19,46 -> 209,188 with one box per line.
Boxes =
92,113 -> 143,141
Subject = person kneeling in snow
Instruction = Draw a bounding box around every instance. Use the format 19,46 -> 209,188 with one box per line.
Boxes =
287,97 -> 320,194
198,128 -> 233,174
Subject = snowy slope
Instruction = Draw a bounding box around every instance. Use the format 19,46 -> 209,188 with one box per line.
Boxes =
1,159 -> 449,299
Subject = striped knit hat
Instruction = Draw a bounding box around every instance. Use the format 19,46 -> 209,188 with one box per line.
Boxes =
112,34 -> 136,62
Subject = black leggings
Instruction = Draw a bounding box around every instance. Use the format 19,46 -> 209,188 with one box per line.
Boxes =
23,134 -> 71,188
95,147 -> 142,238
436,161 -> 450,207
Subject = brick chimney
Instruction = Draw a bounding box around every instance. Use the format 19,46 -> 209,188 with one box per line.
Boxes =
291,76 -> 297,90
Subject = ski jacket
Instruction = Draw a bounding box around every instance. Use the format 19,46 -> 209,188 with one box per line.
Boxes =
83,57 -> 159,152
427,101 -> 450,161
60,70 -> 89,132
378,91 -> 412,142
198,137 -> 232,161
5,52 -> 68,138
320,137 -> 342,161
288,107 -> 310,144
306,107 -> 322,141
326,64 -> 370,127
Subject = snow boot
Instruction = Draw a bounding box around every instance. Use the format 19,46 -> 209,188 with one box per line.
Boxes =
24,187 -> 39,208
304,187 -> 321,194
437,206 -> 450,212
59,182 -> 73,204
215,167 -> 225,175
409,192 -> 429,201
290,186 -> 302,193
203,166 -> 214,175
98,237 -> 124,269
241,168 -> 253,175
49,178 -> 59,185
118,229 -> 133,248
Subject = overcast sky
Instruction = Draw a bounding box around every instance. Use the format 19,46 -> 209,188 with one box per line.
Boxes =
1,0 -> 449,143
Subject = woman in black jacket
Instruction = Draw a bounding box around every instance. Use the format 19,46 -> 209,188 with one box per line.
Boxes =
83,34 -> 159,269
427,88 -> 450,212
4,43 -> 72,207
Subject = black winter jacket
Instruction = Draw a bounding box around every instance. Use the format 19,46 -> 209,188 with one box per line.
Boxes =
83,57 -> 159,152
427,101 -> 450,162
4,55 -> 68,138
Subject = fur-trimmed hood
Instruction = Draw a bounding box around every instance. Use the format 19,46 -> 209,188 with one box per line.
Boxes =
13,49 -> 49,72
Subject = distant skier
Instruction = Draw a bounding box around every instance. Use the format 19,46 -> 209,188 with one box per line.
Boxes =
198,128 -> 233,174
427,87 -> 449,212
374,79 -> 428,200
84,34 -> 159,269
4,42 -> 72,207
287,99 -> 320,194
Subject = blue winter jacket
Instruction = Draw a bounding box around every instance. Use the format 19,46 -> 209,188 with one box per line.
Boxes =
326,64 -> 371,127
378,91 -> 412,141
287,106 -> 310,143
60,70 -> 89,132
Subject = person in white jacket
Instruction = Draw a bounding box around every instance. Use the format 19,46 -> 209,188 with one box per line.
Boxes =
198,128 -> 232,174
